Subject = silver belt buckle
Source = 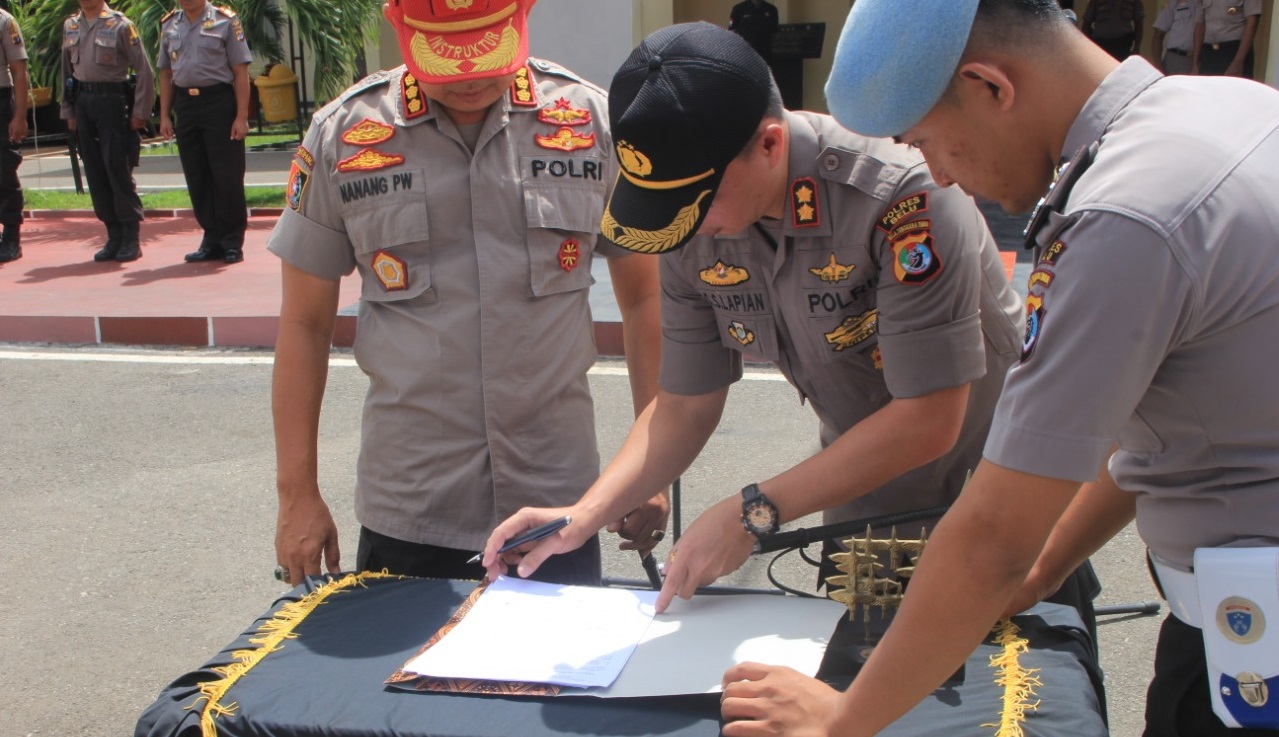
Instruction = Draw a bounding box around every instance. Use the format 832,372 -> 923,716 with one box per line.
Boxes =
187,87 -> 200,97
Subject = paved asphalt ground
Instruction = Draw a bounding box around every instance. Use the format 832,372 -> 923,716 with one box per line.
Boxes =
1,349 -> 1163,737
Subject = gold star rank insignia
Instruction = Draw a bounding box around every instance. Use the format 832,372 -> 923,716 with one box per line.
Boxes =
699,260 -> 750,287
809,253 -> 855,283
510,65 -> 537,107
791,178 -> 820,228
372,251 -> 409,291
402,72 -> 429,119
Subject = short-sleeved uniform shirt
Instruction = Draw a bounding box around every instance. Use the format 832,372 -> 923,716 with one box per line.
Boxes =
1153,0 -> 1199,52
0,10 -> 27,89
659,110 -> 1023,525
988,58 -> 1279,569
157,4 -> 252,88
1197,0 -> 1262,43
268,60 -> 620,550
59,7 -> 154,120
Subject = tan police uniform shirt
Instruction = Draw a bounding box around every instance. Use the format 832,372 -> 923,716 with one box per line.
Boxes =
658,110 -> 1023,526
59,6 -> 154,119
267,60 -> 620,550
0,10 -> 27,89
1154,0 -> 1198,52
1197,0 -> 1262,44
157,4 -> 252,88
991,58 -> 1279,569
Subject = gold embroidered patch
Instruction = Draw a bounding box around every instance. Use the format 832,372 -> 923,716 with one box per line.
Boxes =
699,260 -> 750,286
1027,268 -> 1054,290
824,310 -> 879,352
878,192 -> 929,233
534,126 -> 595,152
402,72 -> 429,119
616,141 -> 652,178
342,119 -> 395,146
294,144 -> 315,170
792,177 -> 820,227
337,148 -> 406,173
408,21 -> 521,79
538,97 -> 591,126
601,190 -> 710,254
872,346 -> 883,370
510,64 -> 537,107
559,238 -> 580,272
372,251 -> 409,291
727,320 -> 755,347
809,253 -> 854,283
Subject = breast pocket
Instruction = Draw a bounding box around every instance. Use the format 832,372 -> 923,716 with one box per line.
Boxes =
524,183 -> 602,297
340,167 -> 434,305
93,32 -> 118,65
197,31 -> 223,50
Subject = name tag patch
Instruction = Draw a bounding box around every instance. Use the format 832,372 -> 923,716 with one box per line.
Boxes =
338,170 -> 416,205
527,157 -> 604,181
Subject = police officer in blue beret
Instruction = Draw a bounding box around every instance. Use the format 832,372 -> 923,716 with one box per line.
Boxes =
719,2 -> 1279,736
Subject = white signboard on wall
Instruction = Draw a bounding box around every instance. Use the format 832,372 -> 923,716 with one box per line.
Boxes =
527,0 -> 636,90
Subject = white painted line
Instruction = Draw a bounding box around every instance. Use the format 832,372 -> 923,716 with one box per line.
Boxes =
0,349 -> 790,381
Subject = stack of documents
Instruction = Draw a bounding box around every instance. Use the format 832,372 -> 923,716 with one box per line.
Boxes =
399,576 -> 845,698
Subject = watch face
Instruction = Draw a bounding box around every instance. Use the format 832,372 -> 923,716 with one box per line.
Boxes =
744,500 -> 777,534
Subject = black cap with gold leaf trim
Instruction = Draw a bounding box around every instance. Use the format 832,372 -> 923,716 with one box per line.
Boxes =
601,22 -> 773,254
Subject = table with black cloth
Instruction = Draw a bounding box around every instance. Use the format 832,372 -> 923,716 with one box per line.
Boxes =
135,572 -> 1108,737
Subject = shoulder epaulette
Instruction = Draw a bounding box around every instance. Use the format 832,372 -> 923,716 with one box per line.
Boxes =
215,5 -> 237,18
160,9 -> 177,23
311,70 -> 394,127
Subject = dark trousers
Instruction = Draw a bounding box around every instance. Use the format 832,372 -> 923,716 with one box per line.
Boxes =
356,526 -> 604,586
174,85 -> 246,252
74,91 -> 142,226
1144,614 -> 1279,736
1094,33 -> 1137,60
1200,40 -> 1255,78
0,90 -> 23,229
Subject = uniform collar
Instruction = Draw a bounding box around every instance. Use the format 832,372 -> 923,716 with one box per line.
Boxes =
779,109 -> 833,238
1061,56 -> 1161,163
177,3 -> 217,29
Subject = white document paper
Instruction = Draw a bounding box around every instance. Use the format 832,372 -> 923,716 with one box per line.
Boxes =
402,575 -> 845,697
582,593 -> 845,698
402,576 -> 659,688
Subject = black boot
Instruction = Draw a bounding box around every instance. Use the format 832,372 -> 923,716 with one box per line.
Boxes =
93,223 -> 123,262
114,222 -> 142,262
0,224 -> 19,262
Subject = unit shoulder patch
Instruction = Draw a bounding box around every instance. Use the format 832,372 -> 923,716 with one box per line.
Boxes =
890,231 -> 943,285
878,192 -> 929,233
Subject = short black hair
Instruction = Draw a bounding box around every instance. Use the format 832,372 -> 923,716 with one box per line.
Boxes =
969,0 -> 1069,53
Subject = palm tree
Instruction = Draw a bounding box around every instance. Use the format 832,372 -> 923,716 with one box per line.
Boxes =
5,0 -> 384,112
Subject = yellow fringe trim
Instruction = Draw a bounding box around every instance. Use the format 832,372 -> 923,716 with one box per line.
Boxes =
186,571 -> 403,737
982,619 -> 1043,737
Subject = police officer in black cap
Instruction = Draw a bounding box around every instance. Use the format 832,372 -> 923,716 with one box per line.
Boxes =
60,0 -> 155,263
158,0 -> 253,264
0,7 -> 30,264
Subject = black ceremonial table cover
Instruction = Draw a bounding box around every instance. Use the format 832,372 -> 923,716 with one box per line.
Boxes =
135,572 -> 1106,737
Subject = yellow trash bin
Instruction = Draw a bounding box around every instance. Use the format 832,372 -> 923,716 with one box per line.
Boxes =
254,64 -> 298,123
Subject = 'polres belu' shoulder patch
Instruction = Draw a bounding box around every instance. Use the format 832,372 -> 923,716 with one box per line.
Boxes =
890,231 -> 942,285
878,192 -> 928,233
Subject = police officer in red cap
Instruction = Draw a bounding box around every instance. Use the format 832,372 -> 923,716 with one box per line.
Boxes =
266,0 -> 666,587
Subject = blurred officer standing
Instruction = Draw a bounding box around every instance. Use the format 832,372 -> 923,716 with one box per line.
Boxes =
61,0 -> 154,263
158,0 -> 252,264
1152,0 -> 1198,75
0,7 -> 29,263
1193,0 -> 1262,77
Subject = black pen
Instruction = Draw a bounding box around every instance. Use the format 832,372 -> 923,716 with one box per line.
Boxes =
467,515 -> 572,564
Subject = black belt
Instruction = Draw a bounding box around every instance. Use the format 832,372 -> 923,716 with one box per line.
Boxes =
175,83 -> 232,97
1166,48 -> 1189,56
77,81 -> 129,94
1205,39 -> 1241,51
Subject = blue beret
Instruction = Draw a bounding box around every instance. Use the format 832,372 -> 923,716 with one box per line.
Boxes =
825,0 -> 980,138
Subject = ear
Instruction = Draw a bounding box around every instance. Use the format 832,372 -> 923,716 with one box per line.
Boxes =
954,61 -> 1016,113
759,122 -> 787,167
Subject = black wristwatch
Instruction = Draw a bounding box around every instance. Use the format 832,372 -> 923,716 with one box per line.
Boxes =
740,483 -> 779,551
